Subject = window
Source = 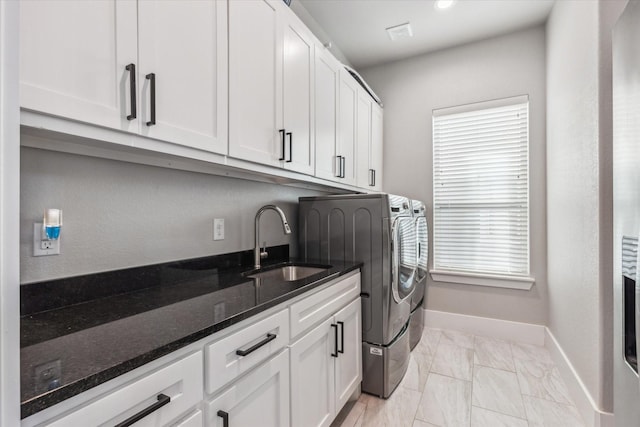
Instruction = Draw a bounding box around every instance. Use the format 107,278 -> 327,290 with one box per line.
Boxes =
432,95 -> 530,287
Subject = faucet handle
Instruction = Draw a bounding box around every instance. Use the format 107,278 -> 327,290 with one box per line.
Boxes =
260,241 -> 268,259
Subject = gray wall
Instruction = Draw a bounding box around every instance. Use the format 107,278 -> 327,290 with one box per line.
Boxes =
546,0 -> 626,413
20,143 -> 326,283
360,26 -> 548,325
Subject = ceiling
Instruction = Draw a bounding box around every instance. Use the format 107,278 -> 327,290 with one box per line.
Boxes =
297,0 -> 555,70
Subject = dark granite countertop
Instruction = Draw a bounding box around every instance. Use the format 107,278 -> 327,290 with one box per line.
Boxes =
20,246 -> 361,419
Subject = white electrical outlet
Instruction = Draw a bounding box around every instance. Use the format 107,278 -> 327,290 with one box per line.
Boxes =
213,218 -> 225,241
33,223 -> 60,256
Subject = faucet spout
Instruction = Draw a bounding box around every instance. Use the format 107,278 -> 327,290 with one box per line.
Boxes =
254,205 -> 291,270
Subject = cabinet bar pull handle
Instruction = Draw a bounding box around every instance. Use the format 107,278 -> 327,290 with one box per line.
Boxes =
369,169 -> 375,187
331,324 -> 338,357
336,156 -> 343,178
235,333 -> 277,356
286,132 -> 293,162
146,73 -> 156,126
341,157 -> 346,178
217,410 -> 230,427
373,169 -> 376,186
279,129 -> 286,161
125,63 -> 137,121
337,321 -> 344,354
115,393 -> 170,427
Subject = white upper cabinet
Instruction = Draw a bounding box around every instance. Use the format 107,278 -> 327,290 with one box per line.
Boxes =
314,46 -> 341,182
337,69 -> 358,186
281,12 -> 315,175
228,0 -> 281,167
137,0 -> 228,153
356,89 -> 372,188
229,0 -> 315,175
356,88 -> 383,191
370,102 -> 384,191
20,0 -> 228,155
20,0 -> 138,133
20,0 -> 381,189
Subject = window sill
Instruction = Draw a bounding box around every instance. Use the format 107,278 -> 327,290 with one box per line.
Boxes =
429,269 -> 535,290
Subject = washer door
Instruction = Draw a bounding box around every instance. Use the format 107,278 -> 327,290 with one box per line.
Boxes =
415,216 -> 429,283
392,216 -> 417,302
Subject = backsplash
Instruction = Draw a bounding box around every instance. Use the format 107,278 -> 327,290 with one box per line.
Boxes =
20,145 -> 327,283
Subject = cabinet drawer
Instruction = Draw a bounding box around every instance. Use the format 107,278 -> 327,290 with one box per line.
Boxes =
46,351 -> 203,427
175,410 -> 203,427
289,272 -> 360,340
205,308 -> 289,394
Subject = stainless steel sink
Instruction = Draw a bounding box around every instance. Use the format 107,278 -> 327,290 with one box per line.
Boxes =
247,265 -> 328,282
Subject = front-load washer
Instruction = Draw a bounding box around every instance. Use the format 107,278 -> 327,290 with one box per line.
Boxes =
409,199 -> 428,350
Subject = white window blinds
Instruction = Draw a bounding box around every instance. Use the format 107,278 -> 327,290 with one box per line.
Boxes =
432,96 -> 529,277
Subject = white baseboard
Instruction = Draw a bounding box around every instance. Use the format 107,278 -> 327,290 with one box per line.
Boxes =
423,309 -> 614,427
544,329 -> 614,427
423,309 -> 545,345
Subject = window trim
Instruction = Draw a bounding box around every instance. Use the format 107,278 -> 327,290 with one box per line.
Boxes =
430,269 -> 534,290
432,95 -> 531,285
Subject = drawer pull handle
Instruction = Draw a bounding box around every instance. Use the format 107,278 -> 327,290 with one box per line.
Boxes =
279,129 -> 286,161
146,72 -> 156,126
114,393 -> 170,427
336,156 -> 343,178
217,410 -> 230,427
286,132 -> 293,162
125,63 -> 137,121
235,333 -> 277,357
331,324 -> 338,358
337,321 -> 345,354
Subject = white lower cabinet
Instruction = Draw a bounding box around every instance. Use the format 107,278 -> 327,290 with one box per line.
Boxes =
25,272 -> 361,427
289,284 -> 362,427
290,318 -> 336,427
334,299 -> 362,410
207,350 -> 290,427
45,351 -> 203,427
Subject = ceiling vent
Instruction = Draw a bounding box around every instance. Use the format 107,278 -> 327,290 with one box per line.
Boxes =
386,22 -> 413,41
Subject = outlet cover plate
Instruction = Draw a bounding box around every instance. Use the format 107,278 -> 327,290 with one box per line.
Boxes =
34,223 -> 60,256
214,218 -> 225,241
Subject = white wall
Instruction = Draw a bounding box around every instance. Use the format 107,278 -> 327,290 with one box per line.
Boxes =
546,0 -> 626,414
0,2 -> 22,426
612,1 -> 640,424
361,26 -> 547,325
20,143 -> 326,283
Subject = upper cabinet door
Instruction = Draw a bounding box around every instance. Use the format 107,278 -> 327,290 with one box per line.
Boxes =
314,48 -> 340,182
20,0 -> 138,132
356,89 -> 372,188
228,0 -> 283,167
338,70 -> 358,186
281,14 -> 315,175
370,103 -> 384,191
137,0 -> 228,154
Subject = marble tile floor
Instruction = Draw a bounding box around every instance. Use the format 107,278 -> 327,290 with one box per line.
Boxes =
334,327 -> 584,427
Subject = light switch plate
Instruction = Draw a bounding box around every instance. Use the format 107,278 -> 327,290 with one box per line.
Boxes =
33,223 -> 60,256
213,218 -> 225,241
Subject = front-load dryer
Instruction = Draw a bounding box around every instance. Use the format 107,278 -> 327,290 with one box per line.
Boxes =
298,194 -> 418,398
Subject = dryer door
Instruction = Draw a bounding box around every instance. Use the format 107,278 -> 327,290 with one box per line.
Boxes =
392,216 -> 417,303
415,216 -> 429,283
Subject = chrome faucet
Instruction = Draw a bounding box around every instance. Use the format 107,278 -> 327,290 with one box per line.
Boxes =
254,205 -> 291,269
